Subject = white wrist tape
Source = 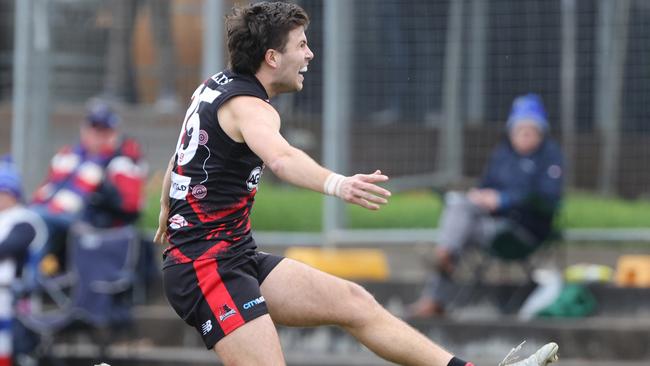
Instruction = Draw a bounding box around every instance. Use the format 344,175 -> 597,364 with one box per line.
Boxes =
323,173 -> 345,197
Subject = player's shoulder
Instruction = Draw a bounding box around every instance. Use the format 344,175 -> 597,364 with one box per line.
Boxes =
221,95 -> 278,123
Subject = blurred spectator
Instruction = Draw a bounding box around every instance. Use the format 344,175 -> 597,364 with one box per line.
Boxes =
0,156 -> 47,363
408,93 -> 564,318
31,100 -> 147,274
99,0 -> 180,112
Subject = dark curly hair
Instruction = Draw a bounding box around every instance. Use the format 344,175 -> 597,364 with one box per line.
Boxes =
226,1 -> 310,75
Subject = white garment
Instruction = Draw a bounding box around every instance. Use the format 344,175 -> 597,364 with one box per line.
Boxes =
0,205 -> 48,359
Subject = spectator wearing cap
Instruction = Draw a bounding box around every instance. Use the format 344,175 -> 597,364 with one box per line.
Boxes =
407,93 -> 565,318
31,100 -> 147,274
0,156 -> 47,363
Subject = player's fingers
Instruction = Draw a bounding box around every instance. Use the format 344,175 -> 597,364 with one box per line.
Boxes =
339,185 -> 388,204
154,207 -> 169,245
355,189 -> 388,205
356,171 -> 389,183
349,196 -> 380,210
357,181 -> 392,198
154,224 -> 167,243
153,228 -> 167,245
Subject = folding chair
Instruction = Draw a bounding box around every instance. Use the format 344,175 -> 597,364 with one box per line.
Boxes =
453,222 -> 563,314
16,222 -> 141,362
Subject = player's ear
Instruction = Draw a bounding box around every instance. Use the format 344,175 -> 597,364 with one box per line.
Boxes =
264,49 -> 279,69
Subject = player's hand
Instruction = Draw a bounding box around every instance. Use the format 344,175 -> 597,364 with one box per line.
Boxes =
338,170 -> 391,210
153,203 -> 170,245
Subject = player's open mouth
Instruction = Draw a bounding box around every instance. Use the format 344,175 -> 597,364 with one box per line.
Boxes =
299,66 -> 308,73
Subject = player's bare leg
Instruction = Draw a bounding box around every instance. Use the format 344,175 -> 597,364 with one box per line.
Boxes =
261,258 -> 455,366
213,314 -> 285,365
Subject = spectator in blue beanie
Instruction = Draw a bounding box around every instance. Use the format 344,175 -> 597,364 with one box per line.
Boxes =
408,93 -> 564,318
0,158 -> 22,202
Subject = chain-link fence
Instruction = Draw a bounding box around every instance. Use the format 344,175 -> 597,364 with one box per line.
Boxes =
3,0 -> 650,225
294,0 -> 649,200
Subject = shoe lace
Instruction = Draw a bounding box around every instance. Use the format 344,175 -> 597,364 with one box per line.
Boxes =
498,340 -> 526,366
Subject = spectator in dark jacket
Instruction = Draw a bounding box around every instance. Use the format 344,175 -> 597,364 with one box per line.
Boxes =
408,93 -> 564,318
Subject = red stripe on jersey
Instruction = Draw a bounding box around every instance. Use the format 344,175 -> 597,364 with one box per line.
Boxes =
198,241 -> 231,260
167,247 -> 191,262
193,258 -> 245,336
187,193 -> 250,224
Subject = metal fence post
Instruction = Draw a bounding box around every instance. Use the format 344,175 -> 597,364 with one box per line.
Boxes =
561,0 -> 577,188
323,0 -> 352,244
12,0 -> 51,195
466,0 -> 487,126
202,0 -> 224,78
437,0 -> 465,182
595,0 -> 630,195
31,0 -> 51,194
11,0 -> 31,180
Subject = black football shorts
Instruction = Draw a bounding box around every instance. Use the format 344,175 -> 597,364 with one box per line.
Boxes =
162,250 -> 284,348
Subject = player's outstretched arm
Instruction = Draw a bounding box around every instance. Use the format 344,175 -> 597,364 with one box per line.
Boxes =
220,96 -> 391,210
153,154 -> 174,245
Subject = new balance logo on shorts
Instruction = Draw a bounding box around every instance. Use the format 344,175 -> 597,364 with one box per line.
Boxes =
201,319 -> 213,335
218,304 -> 237,322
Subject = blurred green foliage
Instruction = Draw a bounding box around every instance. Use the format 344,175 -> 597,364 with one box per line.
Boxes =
141,183 -> 650,231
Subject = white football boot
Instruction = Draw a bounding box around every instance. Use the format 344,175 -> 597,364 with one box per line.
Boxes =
498,341 -> 559,366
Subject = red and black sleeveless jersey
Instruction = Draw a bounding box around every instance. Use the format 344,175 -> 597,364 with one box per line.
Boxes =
163,70 -> 269,267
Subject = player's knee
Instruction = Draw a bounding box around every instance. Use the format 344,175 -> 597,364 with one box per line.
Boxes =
342,281 -> 381,326
349,281 -> 378,305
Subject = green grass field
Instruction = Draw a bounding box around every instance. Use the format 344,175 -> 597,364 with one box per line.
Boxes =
142,183 -> 650,231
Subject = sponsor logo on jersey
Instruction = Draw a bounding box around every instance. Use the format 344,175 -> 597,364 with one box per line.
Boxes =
192,184 -> 208,199
246,166 -> 262,191
243,296 -> 265,310
170,172 -> 192,200
200,319 -> 213,335
169,214 -> 188,229
218,304 -> 237,322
